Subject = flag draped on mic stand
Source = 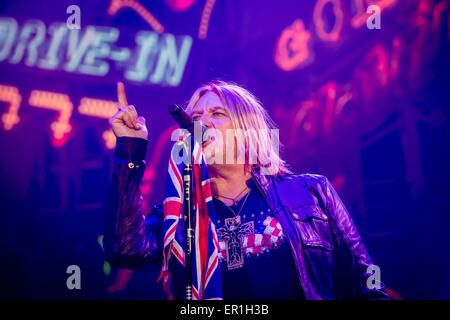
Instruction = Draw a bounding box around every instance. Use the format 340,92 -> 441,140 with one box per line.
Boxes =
158,133 -> 223,300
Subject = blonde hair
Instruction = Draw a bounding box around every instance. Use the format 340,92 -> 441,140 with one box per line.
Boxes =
184,80 -> 291,177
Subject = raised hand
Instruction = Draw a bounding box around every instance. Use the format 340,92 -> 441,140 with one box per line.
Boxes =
109,82 -> 148,139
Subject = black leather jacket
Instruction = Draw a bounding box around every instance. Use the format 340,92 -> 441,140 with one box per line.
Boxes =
104,137 -> 390,300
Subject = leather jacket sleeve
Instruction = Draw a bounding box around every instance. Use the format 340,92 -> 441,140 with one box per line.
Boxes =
323,177 -> 390,299
104,137 -> 163,271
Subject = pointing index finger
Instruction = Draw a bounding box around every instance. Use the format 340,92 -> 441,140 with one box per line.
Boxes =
117,81 -> 128,108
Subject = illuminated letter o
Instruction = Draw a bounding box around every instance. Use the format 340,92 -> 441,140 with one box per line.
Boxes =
313,0 -> 344,42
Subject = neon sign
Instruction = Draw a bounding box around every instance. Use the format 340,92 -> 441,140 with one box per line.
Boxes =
107,0 -> 165,33
0,17 -> 192,86
282,37 -> 398,149
274,19 -> 313,72
0,83 -> 125,149
28,90 -> 73,147
0,84 -> 21,130
78,97 -> 119,149
198,0 -> 217,40
106,0 -> 217,40
274,0 -> 397,71
313,0 -> 344,42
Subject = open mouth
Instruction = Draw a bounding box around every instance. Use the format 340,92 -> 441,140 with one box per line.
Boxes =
202,136 -> 215,147
202,140 -> 211,147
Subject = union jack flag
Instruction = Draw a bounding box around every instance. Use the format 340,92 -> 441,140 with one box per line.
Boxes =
218,215 -> 285,260
158,134 -> 222,300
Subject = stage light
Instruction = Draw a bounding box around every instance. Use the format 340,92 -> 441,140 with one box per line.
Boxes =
165,0 -> 195,12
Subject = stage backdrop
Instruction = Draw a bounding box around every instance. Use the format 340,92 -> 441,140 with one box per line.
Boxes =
0,0 -> 449,299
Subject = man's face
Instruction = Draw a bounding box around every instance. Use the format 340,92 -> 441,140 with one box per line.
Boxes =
190,91 -> 235,164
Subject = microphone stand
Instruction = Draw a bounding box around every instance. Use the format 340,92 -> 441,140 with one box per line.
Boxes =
183,134 -> 194,300
168,104 -> 208,300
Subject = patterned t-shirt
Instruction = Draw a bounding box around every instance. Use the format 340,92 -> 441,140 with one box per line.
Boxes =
212,182 -> 305,300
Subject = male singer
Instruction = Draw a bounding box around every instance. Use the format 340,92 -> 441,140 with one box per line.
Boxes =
104,80 -> 390,300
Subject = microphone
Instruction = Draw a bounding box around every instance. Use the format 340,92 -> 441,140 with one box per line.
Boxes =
168,104 -> 193,129
168,104 -> 210,142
